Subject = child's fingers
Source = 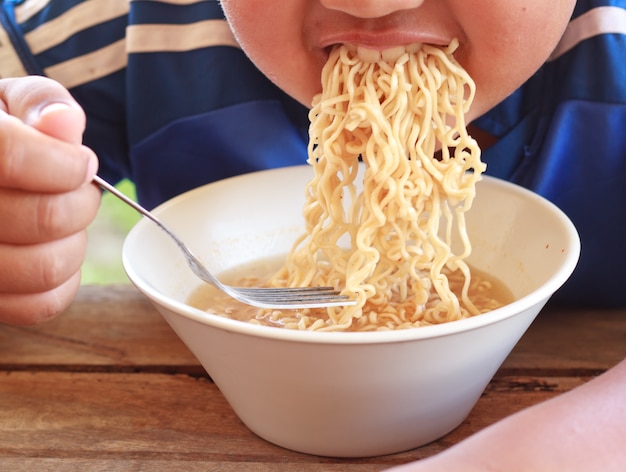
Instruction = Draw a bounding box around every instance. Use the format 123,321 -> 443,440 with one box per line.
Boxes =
0,76 -> 97,192
0,76 -> 86,143
0,184 -> 101,244
0,271 -> 83,325
0,110 -> 98,192
0,231 -> 87,295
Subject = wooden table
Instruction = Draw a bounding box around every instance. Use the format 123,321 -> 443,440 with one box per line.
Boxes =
1,285 -> 625,471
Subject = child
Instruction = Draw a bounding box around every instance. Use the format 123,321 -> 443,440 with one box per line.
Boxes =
1,0 -> 625,469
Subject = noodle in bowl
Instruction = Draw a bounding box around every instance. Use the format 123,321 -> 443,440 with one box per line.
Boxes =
123,165 -> 580,457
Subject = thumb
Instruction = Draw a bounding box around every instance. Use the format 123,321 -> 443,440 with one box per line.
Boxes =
30,101 -> 86,145
0,76 -> 86,144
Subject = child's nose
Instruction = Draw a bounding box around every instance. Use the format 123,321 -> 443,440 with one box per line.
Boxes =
320,0 -> 425,18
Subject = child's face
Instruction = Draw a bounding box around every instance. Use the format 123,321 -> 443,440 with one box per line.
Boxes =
221,0 -> 576,121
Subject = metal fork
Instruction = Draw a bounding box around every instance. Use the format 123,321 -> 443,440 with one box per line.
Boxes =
93,175 -> 355,309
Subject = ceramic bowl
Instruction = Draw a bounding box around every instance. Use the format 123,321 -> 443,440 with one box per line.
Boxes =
122,165 -> 580,457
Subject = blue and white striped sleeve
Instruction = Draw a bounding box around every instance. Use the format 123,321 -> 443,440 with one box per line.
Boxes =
1,0 -> 310,201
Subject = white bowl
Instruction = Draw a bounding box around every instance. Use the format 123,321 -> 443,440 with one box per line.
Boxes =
122,165 -> 580,457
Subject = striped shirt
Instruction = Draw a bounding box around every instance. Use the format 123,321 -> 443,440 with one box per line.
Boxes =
1,0 -> 626,305
0,0 -> 310,206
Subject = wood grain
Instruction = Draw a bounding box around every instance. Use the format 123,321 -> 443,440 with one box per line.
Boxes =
0,371 -> 586,470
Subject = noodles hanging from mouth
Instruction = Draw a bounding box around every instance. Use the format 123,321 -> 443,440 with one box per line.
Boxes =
265,40 -> 491,331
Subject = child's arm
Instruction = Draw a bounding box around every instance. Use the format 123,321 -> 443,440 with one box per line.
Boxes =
390,357 -> 626,471
0,76 -> 101,325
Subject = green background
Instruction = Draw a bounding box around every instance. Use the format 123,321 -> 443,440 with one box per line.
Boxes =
82,180 -> 139,284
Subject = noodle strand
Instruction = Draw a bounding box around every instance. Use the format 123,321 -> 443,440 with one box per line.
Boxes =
269,40 -> 490,331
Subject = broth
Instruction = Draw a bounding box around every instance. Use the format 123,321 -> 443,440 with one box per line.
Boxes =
188,255 -> 513,332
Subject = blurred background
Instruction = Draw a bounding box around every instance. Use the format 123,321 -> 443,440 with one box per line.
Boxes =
82,179 -> 139,284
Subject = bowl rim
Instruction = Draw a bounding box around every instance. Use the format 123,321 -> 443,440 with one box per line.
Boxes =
122,169 -> 581,345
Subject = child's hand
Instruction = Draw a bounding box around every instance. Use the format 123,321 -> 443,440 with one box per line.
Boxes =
0,76 -> 101,325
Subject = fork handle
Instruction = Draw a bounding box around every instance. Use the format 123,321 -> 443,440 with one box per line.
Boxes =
92,175 -> 181,246
93,175 -> 153,219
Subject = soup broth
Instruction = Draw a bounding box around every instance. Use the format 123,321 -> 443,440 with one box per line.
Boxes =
188,255 -> 513,332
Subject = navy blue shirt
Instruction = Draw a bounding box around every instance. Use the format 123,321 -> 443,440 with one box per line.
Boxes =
1,0 -> 309,205
475,2 -> 626,305
2,0 -> 626,306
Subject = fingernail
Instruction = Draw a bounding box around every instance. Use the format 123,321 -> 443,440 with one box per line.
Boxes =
39,102 -> 74,117
85,153 -> 99,183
